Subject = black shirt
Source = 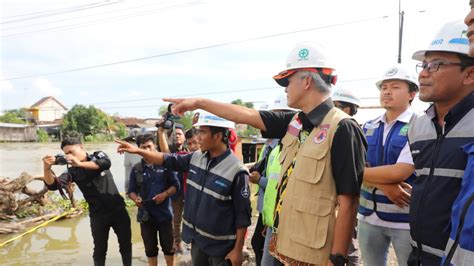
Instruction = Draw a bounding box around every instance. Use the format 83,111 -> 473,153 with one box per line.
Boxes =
46,151 -> 125,217
259,98 -> 367,195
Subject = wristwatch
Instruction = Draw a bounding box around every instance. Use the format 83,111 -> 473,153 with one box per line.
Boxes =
329,253 -> 348,266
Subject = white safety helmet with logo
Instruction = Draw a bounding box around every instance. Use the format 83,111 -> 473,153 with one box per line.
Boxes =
412,20 -> 469,61
273,42 -> 337,87
271,93 -> 296,111
193,112 -> 235,129
332,87 -> 360,107
376,64 -> 419,92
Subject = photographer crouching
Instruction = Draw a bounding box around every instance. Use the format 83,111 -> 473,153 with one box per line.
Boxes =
42,137 -> 132,266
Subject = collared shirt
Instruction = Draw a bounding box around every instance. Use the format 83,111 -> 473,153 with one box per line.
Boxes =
128,160 -> 179,223
162,149 -> 251,228
370,109 -> 415,165
358,108 -> 415,230
259,98 -> 367,195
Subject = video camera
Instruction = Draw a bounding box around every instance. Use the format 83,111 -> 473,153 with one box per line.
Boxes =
54,154 -> 68,165
156,104 -> 180,130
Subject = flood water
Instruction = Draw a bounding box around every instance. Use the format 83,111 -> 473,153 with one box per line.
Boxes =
0,142 -> 178,265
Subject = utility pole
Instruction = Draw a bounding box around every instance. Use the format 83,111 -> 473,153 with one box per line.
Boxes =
398,0 -> 404,64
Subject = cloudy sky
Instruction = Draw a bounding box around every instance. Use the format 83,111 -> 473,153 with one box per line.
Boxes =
0,0 -> 469,122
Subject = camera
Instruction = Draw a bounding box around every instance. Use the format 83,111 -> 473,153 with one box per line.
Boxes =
156,104 -> 180,130
54,154 -> 68,165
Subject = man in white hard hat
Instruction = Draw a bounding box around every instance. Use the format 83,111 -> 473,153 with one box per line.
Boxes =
162,42 -> 367,266
357,64 -> 418,266
407,21 -> 474,266
332,87 -> 360,117
116,113 -> 251,266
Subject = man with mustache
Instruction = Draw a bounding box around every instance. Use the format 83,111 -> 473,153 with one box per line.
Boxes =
357,64 -> 418,266
407,21 -> 474,265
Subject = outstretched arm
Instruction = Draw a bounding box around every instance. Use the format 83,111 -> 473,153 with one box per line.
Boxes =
164,98 -> 266,131
116,140 -> 165,165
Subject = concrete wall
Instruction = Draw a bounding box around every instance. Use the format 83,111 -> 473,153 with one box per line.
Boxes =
0,126 -> 37,142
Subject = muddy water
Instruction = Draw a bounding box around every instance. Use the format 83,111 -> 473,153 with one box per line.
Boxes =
0,142 -> 179,265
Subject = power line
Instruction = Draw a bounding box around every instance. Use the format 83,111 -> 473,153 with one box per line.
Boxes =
1,2 -> 202,38
2,1 -> 178,31
1,15 -> 391,81
1,0 -> 120,24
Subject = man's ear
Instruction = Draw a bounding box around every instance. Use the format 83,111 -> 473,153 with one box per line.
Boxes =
463,66 -> 474,86
303,75 -> 312,91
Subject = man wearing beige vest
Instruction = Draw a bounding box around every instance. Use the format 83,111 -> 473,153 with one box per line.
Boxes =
163,42 -> 367,266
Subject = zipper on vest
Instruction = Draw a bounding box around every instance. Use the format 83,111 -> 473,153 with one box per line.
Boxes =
415,131 -> 444,263
192,159 -> 212,231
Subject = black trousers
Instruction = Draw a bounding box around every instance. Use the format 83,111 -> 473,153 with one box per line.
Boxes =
140,218 -> 174,257
191,244 -> 228,266
251,213 -> 265,266
90,207 -> 132,266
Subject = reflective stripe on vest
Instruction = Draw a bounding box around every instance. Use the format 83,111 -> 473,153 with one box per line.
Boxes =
262,144 -> 281,227
410,237 -> 445,258
442,142 -> 474,266
359,117 -> 414,222
183,218 -> 236,241
408,106 -> 474,265
182,150 -> 248,256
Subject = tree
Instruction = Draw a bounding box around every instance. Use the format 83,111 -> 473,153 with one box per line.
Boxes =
61,105 -> 124,139
0,112 -> 26,124
231,99 -> 254,109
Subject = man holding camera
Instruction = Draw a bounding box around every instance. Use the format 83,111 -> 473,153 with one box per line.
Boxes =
42,137 -> 132,266
128,134 -> 179,266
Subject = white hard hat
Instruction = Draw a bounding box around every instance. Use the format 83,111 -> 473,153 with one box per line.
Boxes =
376,64 -> 419,91
273,42 -> 336,87
412,21 -> 469,61
332,87 -> 360,107
259,102 -> 271,111
271,93 -> 295,111
193,112 -> 235,129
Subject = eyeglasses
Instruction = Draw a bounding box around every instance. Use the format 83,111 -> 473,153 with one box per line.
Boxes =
334,103 -> 347,110
416,61 -> 469,73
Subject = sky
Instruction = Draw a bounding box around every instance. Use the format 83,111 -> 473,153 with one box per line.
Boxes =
0,0 -> 470,123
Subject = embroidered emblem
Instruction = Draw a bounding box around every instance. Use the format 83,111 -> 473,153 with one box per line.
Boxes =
241,185 -> 250,198
314,129 -> 328,144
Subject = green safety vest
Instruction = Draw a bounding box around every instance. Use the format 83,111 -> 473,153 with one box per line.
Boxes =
262,144 -> 281,228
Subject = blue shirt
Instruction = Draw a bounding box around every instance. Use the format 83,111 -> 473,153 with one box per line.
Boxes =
128,160 -> 179,223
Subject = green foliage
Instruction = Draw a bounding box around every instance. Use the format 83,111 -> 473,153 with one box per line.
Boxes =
37,128 -> 49,142
61,105 -> 126,141
239,126 -> 260,138
0,112 -> 26,124
231,99 -> 254,109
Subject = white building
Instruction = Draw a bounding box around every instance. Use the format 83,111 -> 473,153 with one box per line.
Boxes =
27,96 -> 68,122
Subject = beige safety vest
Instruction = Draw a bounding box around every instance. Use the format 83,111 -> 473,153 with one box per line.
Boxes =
276,107 -> 349,264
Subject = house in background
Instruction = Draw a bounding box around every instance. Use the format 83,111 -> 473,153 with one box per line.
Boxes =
27,96 -> 68,123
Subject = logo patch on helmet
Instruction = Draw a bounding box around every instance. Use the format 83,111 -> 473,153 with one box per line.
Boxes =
298,48 -> 309,60
386,68 -> 398,76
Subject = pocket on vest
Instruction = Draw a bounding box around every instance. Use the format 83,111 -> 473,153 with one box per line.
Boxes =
294,143 -> 328,184
289,193 -> 333,249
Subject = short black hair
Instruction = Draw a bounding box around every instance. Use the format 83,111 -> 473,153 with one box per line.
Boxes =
209,126 -> 229,145
456,53 -> 474,71
136,133 -> 155,146
185,128 -> 199,139
60,137 -> 82,149
337,102 -> 358,116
